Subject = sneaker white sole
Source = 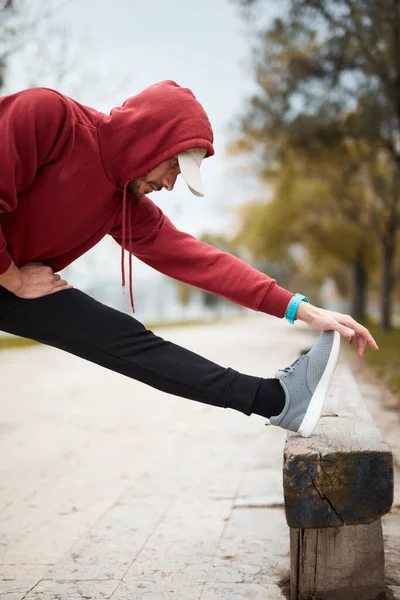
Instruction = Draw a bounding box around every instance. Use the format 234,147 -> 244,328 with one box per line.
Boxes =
297,330 -> 341,438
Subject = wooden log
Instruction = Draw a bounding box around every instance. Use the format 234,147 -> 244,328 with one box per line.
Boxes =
283,365 -> 393,529
283,364 -> 393,599
290,519 -> 386,600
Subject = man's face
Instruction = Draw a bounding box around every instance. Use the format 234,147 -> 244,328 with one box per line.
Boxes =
128,157 -> 181,197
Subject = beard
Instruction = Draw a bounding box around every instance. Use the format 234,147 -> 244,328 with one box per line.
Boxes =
127,180 -> 143,197
127,179 -> 161,197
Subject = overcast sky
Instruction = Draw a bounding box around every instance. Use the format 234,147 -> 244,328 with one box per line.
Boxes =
7,0 -> 275,289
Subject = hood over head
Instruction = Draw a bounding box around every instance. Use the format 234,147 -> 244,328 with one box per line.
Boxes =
97,80 -> 215,314
97,80 -> 215,188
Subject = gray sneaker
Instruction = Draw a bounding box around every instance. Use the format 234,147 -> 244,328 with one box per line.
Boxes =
269,330 -> 340,438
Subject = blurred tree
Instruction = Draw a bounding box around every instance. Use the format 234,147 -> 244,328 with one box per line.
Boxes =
0,0 -> 20,91
173,233 -> 242,315
0,0 -> 131,287
202,289 -> 224,316
176,282 -> 194,309
0,0 -> 130,101
198,233 -> 245,314
231,0 -> 400,329
235,140 -> 381,322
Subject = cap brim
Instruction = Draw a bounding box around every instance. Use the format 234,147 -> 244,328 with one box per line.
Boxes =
178,151 -> 205,197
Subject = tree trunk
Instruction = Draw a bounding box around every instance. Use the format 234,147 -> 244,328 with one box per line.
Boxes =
351,259 -> 367,324
380,236 -> 395,331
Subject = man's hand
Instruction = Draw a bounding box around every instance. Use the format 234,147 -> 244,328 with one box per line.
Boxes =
0,261 -> 73,299
296,302 -> 378,358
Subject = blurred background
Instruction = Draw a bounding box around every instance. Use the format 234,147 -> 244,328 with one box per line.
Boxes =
1,0 -> 400,393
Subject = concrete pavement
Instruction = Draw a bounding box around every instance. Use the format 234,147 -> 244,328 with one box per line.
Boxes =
0,315 -> 398,599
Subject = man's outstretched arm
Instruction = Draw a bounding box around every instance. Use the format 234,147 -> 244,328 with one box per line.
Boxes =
110,195 -> 294,318
110,195 -> 378,357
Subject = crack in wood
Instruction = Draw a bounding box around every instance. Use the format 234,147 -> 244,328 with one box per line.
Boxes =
309,474 -> 344,526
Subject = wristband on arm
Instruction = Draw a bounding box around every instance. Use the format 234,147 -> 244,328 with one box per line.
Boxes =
285,293 -> 309,324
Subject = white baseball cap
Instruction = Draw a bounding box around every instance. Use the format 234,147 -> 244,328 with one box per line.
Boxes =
177,148 -> 207,197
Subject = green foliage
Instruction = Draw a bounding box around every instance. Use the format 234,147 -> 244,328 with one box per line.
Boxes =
0,336 -> 37,350
174,233 -> 242,312
236,142 -> 380,291
231,0 -> 400,327
176,282 -> 194,308
363,320 -> 400,398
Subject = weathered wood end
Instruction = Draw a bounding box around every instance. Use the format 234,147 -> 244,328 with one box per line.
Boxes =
283,363 -> 393,600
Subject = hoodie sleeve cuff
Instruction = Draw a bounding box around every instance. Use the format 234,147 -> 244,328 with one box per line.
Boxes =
258,283 -> 294,318
0,249 -> 12,276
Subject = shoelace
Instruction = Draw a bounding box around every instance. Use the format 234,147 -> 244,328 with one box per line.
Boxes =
278,356 -> 305,377
280,365 -> 296,376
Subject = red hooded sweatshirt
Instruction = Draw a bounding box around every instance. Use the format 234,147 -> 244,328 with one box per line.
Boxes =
0,80 -> 293,316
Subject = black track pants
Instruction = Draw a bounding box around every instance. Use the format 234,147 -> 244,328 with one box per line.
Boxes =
0,288 -> 261,415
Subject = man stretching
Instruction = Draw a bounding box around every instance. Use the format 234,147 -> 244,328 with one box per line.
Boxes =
0,80 -> 378,437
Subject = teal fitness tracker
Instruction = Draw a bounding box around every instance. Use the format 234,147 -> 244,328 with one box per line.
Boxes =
285,293 -> 309,324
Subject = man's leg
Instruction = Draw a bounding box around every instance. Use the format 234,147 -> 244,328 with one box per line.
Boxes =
0,287 -> 262,415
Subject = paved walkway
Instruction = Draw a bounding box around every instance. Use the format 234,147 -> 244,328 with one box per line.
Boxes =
0,315 -> 398,599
